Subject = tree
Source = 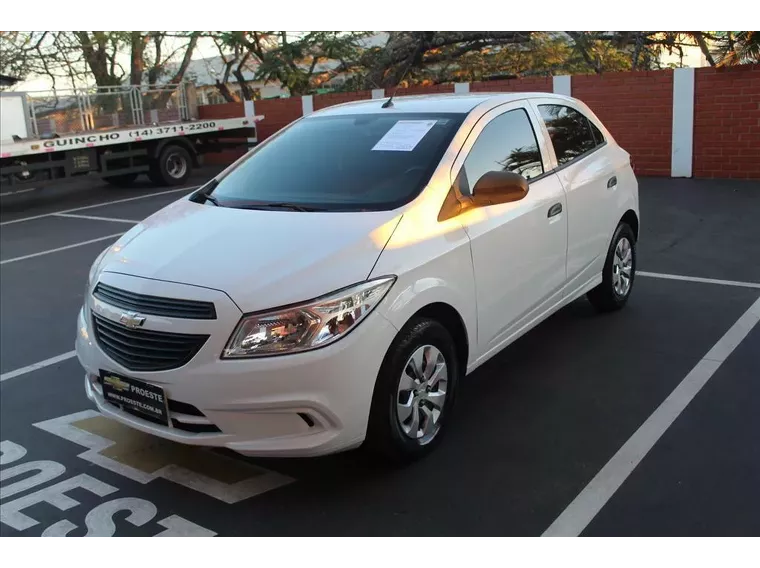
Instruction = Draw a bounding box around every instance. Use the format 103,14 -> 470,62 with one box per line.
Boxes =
208,31 -> 370,98
0,31 -> 200,89
351,32 -> 533,88
0,32 -> 50,84
714,31 -> 760,65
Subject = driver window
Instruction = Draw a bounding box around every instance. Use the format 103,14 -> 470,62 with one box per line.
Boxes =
457,108 -> 543,195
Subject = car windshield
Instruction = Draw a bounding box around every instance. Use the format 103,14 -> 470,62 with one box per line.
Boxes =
206,112 -> 466,211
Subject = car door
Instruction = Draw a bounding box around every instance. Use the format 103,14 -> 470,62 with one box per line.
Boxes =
452,103 -> 568,354
528,98 -> 619,287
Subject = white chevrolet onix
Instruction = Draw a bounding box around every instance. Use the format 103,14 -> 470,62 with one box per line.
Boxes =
77,92 -> 639,462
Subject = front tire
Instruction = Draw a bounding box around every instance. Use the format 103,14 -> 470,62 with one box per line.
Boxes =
364,318 -> 459,464
587,222 -> 637,312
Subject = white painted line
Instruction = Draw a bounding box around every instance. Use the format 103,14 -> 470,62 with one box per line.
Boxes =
54,213 -> 140,224
543,294 -> 760,537
0,187 -> 38,197
0,232 -> 124,265
639,271 -> 760,290
0,185 -> 198,227
1,351 -> 77,382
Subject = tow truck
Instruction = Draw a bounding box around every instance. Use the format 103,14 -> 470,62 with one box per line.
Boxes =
0,82 -> 261,189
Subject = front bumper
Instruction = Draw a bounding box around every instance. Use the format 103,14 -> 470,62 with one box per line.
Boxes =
76,286 -> 398,458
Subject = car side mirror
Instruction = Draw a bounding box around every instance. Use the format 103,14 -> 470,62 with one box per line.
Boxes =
471,171 -> 529,207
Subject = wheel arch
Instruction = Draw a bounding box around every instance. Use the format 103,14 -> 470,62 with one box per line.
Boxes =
410,302 -> 469,374
620,209 -> 639,241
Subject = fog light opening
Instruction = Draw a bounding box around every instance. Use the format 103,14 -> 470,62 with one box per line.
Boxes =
297,412 -> 316,428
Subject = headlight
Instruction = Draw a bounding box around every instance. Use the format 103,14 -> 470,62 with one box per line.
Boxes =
87,247 -> 110,290
222,276 -> 396,358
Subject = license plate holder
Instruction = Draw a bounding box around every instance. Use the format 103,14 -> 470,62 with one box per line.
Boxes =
100,370 -> 169,426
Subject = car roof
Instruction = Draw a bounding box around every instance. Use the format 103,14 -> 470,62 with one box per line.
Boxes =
310,91 -> 575,117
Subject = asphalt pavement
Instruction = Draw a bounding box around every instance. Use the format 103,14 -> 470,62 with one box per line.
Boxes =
1,171 -> 758,537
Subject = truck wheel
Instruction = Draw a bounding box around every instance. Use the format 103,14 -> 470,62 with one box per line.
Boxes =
150,145 -> 192,186
103,173 -> 138,187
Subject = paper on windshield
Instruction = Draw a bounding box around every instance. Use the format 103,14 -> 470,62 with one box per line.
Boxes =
371,120 -> 438,152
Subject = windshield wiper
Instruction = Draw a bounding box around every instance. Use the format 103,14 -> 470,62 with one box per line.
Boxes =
242,202 -> 324,212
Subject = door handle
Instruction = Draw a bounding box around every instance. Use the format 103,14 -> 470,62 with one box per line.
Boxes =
548,202 -> 562,218
607,176 -> 618,189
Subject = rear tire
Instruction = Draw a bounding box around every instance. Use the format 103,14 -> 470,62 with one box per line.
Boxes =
364,318 -> 459,464
103,173 -> 138,188
587,222 -> 637,312
149,145 -> 192,186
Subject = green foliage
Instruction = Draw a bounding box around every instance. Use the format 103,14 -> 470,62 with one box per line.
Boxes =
212,31 -> 371,96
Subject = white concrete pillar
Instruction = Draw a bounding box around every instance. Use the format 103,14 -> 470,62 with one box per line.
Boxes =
553,75 -> 572,96
301,95 -> 314,116
671,67 -> 695,178
243,99 -> 255,119
243,99 -> 257,145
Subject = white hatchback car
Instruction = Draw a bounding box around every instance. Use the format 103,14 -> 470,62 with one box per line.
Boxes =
77,92 -> 639,462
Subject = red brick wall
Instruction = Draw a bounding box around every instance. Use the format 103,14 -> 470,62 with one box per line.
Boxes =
195,65 -> 760,179
254,97 -> 303,141
470,76 -> 552,93
197,102 -> 248,165
198,102 -> 244,119
573,71 -> 674,177
693,65 -> 760,179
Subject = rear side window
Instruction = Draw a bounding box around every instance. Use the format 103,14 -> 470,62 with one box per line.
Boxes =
538,104 -> 600,166
588,119 -> 605,146
458,108 -> 543,194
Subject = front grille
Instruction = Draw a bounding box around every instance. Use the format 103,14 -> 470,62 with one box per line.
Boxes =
92,313 -> 208,372
93,283 -> 216,320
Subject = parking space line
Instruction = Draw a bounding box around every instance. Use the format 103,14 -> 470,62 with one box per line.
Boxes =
1,351 -> 77,382
542,294 -> 760,537
0,185 -> 198,227
640,271 -> 760,290
55,213 -> 140,224
0,233 -> 124,265
0,187 -> 38,197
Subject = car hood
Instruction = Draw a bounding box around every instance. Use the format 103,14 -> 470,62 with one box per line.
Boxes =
100,198 -> 402,313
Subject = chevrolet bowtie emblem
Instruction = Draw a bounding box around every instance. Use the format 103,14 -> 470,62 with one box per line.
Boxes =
119,311 -> 146,329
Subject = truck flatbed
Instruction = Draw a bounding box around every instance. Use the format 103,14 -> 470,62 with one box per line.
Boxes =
1,116 -> 263,159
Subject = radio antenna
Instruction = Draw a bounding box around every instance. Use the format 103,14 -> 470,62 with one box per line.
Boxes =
382,58 -> 415,109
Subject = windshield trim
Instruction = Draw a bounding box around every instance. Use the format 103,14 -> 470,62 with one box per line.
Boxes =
204,112 -> 467,213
